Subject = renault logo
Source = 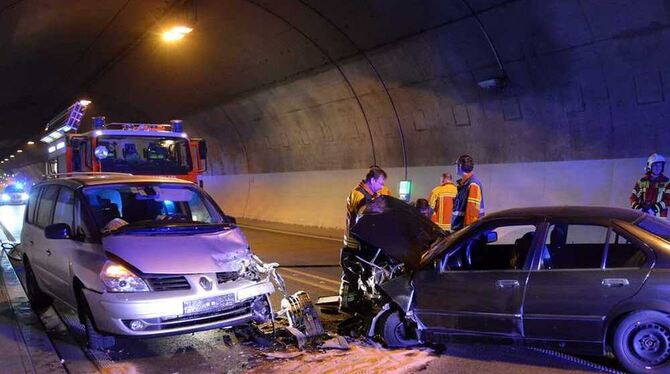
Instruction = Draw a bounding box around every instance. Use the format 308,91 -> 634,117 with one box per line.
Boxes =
199,276 -> 212,291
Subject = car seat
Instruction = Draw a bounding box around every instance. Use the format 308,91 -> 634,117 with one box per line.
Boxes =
510,231 -> 534,269
96,198 -> 120,227
123,143 -> 140,162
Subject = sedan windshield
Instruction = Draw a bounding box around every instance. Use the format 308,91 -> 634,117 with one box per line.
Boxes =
637,216 -> 670,242
83,184 -> 225,232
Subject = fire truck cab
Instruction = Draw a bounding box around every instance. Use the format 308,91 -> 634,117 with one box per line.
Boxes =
42,101 -> 207,184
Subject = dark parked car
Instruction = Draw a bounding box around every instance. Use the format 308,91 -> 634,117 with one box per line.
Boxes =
354,198 -> 670,374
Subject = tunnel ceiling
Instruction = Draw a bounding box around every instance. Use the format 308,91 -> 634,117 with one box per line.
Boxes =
1,0 -> 670,173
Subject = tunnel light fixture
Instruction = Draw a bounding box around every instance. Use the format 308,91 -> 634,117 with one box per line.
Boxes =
162,25 -> 193,42
79,99 -> 91,106
16,149 -> 23,153
9,155 -> 14,158
48,146 -> 56,154
27,141 -> 35,145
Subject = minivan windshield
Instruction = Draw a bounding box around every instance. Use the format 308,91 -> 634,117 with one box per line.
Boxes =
83,184 -> 225,233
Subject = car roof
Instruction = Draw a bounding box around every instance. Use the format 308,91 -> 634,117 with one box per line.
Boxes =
34,174 -> 193,189
484,206 -> 644,223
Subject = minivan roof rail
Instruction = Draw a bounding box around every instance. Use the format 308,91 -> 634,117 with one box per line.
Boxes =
45,172 -> 134,179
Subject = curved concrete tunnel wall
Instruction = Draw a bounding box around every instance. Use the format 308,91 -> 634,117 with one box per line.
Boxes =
179,0 -> 670,230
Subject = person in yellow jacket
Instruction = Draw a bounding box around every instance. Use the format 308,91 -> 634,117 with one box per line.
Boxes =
428,172 -> 458,231
340,165 -> 387,313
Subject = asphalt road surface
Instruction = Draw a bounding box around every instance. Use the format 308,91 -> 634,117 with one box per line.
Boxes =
0,204 -> 624,373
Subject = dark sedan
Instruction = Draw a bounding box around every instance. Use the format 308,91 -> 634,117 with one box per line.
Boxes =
357,201 -> 670,374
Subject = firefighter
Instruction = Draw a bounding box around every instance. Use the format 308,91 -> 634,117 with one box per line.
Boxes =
630,153 -> 670,217
451,154 -> 485,231
428,172 -> 457,231
339,165 -> 387,314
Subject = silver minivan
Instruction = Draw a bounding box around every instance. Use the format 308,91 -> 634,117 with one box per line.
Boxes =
21,174 -> 277,350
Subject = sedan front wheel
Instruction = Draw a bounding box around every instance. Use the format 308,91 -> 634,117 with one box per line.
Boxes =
377,310 -> 419,348
614,310 -> 670,374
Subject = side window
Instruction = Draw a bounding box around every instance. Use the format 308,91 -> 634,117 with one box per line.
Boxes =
542,224 -> 608,270
36,186 -> 60,228
26,187 -> 41,224
441,223 -> 537,271
53,188 -> 74,228
606,231 -> 648,268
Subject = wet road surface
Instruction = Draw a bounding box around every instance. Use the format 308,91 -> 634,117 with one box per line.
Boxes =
0,204 -> 625,373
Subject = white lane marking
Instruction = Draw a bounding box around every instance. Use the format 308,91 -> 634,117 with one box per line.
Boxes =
280,272 -> 339,293
239,224 -> 341,242
283,268 -> 341,286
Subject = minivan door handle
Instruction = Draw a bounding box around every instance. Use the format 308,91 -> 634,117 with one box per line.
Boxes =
496,280 -> 520,289
602,278 -> 629,288
45,249 -> 51,256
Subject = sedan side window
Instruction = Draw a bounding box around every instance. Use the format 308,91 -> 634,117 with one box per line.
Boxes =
606,231 -> 648,268
541,224 -> 608,270
441,224 -> 537,271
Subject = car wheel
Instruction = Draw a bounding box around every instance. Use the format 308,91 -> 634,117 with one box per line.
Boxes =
614,310 -> 670,373
78,291 -> 116,351
24,258 -> 52,311
377,310 -> 419,348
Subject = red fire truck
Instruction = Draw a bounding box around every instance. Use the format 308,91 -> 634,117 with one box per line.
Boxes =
41,101 -> 207,184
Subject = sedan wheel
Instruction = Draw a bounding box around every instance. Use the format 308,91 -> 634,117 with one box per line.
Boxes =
614,311 -> 670,373
377,310 -> 419,348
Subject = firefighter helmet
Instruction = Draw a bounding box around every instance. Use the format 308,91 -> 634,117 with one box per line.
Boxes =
456,154 -> 474,173
646,153 -> 666,173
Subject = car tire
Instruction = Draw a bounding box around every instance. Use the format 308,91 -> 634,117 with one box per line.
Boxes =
24,258 -> 52,311
614,310 -> 670,374
78,291 -> 116,351
377,310 -> 419,348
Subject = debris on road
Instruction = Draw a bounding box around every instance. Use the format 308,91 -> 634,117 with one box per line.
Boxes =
319,335 -> 349,350
261,351 -> 305,360
252,343 -> 436,374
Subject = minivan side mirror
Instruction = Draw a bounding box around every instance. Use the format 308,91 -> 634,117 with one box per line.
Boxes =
485,231 -> 498,243
45,223 -> 72,240
225,215 -> 237,225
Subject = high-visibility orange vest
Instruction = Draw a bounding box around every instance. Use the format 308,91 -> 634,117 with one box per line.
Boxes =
428,182 -> 457,231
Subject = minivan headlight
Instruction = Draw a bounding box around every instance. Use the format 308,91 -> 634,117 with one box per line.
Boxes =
100,261 -> 150,292
1,194 -> 9,202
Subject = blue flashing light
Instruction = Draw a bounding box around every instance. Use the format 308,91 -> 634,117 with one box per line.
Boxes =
171,120 -> 183,133
92,116 -> 106,129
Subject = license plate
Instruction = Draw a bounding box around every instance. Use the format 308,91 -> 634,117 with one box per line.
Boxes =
183,294 -> 235,315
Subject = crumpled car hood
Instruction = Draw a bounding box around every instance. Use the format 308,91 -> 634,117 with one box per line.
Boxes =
102,227 -> 251,274
351,196 -> 445,269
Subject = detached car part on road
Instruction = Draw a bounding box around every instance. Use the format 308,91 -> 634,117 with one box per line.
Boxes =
21,174 -> 296,350
353,197 -> 670,374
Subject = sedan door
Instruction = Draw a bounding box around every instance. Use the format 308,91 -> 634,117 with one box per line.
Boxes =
523,222 -> 652,343
413,220 -> 540,337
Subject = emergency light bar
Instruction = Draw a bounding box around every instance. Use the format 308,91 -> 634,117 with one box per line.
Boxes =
94,119 -> 184,134
41,99 -> 91,144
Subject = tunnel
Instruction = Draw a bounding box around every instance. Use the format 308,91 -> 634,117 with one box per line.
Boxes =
2,2 -> 670,373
